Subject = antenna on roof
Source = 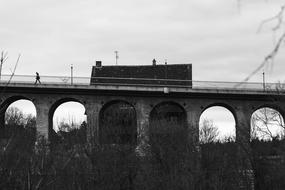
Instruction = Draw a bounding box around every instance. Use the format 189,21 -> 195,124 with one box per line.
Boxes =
114,51 -> 119,65
71,64 -> 73,85
262,70 -> 266,91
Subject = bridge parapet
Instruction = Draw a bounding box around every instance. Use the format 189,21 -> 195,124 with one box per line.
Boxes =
0,74 -> 285,95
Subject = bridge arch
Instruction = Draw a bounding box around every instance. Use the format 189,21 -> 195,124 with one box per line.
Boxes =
0,95 -> 32,113
250,104 -> 285,140
149,101 -> 187,141
252,103 -> 285,118
48,97 -> 86,145
0,95 -> 36,124
149,101 -> 188,164
150,101 -> 187,124
200,102 -> 237,122
99,100 -> 137,145
0,95 -> 37,138
199,103 -> 238,179
199,103 -> 236,143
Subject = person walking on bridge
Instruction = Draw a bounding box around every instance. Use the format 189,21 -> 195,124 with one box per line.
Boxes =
35,72 -> 41,84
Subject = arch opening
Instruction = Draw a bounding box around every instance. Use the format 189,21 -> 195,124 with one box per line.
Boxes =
199,105 -> 238,183
99,101 -> 137,145
0,98 -> 37,148
149,102 -> 188,171
199,106 -> 236,143
250,107 -> 285,190
51,100 -> 87,147
149,102 -> 187,139
251,107 -> 285,141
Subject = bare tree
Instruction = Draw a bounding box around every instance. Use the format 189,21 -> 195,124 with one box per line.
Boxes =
199,119 -> 219,144
5,107 -> 36,128
251,107 -> 285,140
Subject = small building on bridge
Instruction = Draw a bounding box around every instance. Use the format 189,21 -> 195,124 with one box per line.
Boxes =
90,61 -> 192,86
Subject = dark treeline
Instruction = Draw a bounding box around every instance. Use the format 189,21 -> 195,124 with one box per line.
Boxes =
0,108 -> 285,189
251,138 -> 285,190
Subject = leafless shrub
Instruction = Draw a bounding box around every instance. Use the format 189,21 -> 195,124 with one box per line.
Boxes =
199,119 -> 219,144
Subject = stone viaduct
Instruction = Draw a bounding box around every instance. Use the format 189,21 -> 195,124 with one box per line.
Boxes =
1,82 -> 285,150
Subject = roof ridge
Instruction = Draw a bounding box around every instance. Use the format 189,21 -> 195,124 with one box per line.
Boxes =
93,63 -> 191,67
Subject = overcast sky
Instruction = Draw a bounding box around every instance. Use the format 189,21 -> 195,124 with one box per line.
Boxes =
1,0 -> 285,82
2,0 -> 285,134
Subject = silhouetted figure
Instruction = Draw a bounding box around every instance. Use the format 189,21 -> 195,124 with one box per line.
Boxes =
35,72 -> 41,84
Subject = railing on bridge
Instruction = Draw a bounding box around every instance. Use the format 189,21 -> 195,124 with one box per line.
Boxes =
0,74 -> 285,92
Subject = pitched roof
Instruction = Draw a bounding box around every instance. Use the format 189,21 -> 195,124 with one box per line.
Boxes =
90,64 -> 192,86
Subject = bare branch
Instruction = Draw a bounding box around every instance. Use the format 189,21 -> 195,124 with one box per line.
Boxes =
0,51 -> 9,81
235,4 -> 285,87
257,5 -> 285,33
251,107 -> 285,140
0,54 -> 21,118
235,32 -> 285,87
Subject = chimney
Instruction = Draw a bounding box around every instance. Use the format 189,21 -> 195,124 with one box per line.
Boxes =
152,59 -> 156,66
96,61 -> 102,67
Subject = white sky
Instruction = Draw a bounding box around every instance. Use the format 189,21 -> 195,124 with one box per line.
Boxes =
2,1 -> 285,136
200,106 -> 236,140
0,0 -> 285,82
53,102 -> 86,131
